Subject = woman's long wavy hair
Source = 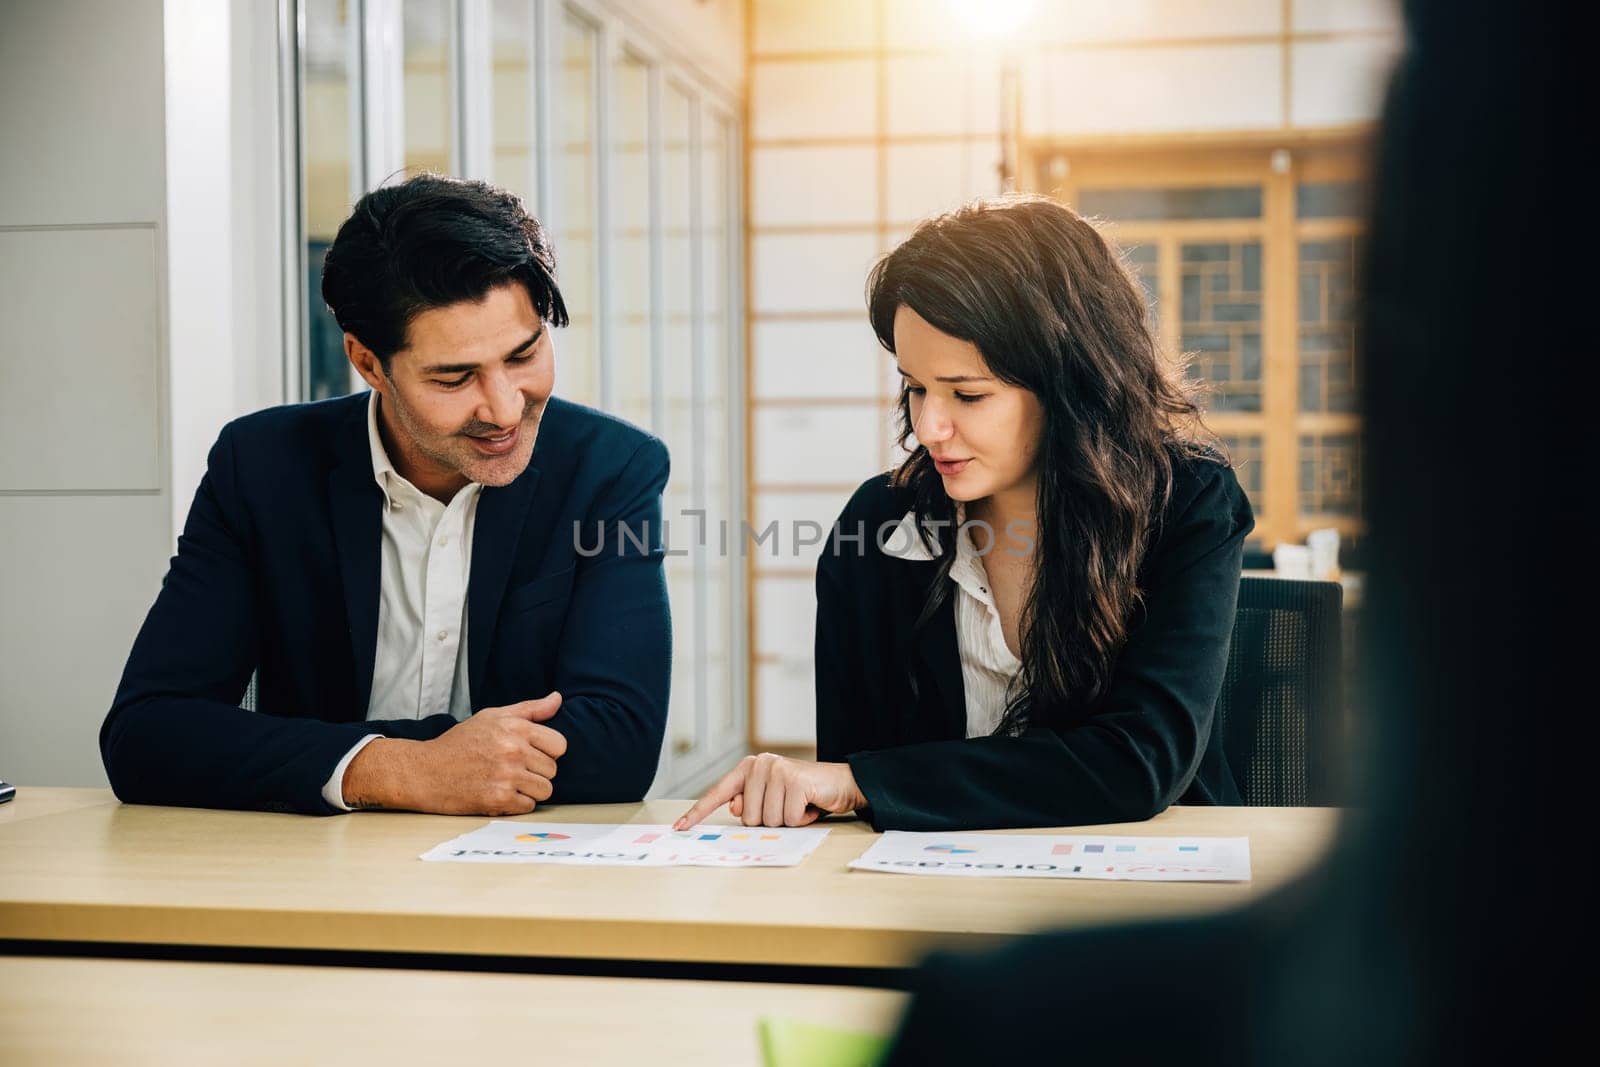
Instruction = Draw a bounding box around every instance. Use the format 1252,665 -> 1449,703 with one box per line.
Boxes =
866,194 -> 1218,736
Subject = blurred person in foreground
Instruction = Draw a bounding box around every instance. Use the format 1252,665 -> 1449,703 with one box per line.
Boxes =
883,0 -> 1584,1062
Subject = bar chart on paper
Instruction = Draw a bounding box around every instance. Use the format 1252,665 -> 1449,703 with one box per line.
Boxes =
420,822 -> 831,867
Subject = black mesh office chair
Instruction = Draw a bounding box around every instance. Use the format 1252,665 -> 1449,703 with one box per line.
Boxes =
1214,577 -> 1345,806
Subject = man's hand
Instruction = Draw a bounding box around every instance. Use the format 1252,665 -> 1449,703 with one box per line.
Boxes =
673,753 -> 866,830
342,692 -> 566,814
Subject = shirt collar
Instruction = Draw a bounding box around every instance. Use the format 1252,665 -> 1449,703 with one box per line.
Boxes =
879,503 -> 971,562
880,504 -> 999,609
366,390 -> 484,511
366,390 -> 399,509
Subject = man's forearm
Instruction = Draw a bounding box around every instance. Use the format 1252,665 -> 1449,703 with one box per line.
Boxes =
341,737 -> 424,810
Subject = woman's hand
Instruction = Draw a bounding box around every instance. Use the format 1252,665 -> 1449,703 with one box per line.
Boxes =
673,753 -> 866,830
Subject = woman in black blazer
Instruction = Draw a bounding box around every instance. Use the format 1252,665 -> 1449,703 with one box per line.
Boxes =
678,195 -> 1253,833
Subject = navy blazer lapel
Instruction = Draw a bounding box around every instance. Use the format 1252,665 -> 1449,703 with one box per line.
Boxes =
329,399 -> 383,719
467,462 -> 541,700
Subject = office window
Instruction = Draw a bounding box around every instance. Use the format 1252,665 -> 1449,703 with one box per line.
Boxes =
701,108 -> 735,739
1180,240 -> 1264,414
489,0 -> 537,206
1036,144 -> 1368,549
300,0 -> 361,401
610,50 -> 652,432
1298,235 -> 1362,414
555,10 -> 600,407
288,0 -> 747,791
660,81 -> 699,760
402,0 -> 454,175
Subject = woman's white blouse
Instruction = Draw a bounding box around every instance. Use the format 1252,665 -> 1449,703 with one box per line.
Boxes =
878,508 -> 1023,738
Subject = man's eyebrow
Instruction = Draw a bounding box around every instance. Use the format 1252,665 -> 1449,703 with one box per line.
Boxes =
419,329 -> 542,375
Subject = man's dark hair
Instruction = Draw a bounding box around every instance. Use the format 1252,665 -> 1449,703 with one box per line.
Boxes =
320,174 -> 569,366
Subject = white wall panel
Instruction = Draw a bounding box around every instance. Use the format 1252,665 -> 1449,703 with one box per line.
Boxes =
755,575 -> 816,657
755,405 -> 883,485
752,145 -> 879,227
753,232 -> 881,313
0,227 -> 163,491
1292,0 -> 1402,34
0,494 -> 170,786
885,0 -> 1281,49
756,659 -> 816,745
1035,0 -> 1283,42
885,53 -> 1001,137
1291,38 -> 1401,126
752,60 -> 878,140
886,140 -> 999,224
0,0 -> 166,227
752,488 -> 859,574
1022,44 -> 1282,135
754,319 -> 884,400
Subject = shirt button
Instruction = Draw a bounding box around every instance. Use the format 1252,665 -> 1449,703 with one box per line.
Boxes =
390,501 -> 403,511
436,630 -> 448,641
437,535 -> 448,547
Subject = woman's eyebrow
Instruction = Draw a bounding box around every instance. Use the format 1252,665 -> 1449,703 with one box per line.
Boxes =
895,369 -> 994,383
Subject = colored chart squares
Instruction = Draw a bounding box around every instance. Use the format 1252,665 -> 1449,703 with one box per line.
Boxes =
514,832 -> 572,842
665,831 -> 784,843
1084,844 -> 1105,853
924,844 -> 978,855
1051,844 -> 1074,855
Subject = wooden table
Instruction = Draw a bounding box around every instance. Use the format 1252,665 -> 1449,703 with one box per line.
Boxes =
0,955 -> 907,1066
0,785 -> 117,826
0,791 -> 1339,972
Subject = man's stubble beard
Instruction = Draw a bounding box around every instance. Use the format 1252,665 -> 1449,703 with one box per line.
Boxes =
391,390 -> 546,488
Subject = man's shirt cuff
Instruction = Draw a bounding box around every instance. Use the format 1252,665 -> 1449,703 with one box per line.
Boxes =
321,733 -> 382,811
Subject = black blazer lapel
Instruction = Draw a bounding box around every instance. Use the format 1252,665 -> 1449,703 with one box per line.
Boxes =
467,463 -> 541,700
906,567 -> 968,742
329,400 -> 382,720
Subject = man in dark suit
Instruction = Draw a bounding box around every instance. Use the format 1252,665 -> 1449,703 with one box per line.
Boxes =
101,175 -> 671,816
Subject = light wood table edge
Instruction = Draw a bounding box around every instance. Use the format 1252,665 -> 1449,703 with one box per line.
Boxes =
0,900 -> 1031,970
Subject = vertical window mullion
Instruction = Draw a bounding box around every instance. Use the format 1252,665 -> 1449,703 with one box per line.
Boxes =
723,110 -> 746,759
342,0 -> 369,396
594,17 -> 614,412
363,0 -> 403,186
281,0 -> 306,403
532,0 -> 557,226
688,94 -> 708,758
647,61 -> 665,437
455,0 -> 491,179
720,110 -> 742,758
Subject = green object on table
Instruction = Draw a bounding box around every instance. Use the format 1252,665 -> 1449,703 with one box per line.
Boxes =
758,1017 -> 891,1067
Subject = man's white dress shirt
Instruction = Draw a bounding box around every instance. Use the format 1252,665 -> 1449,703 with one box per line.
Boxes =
320,392 -> 482,809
